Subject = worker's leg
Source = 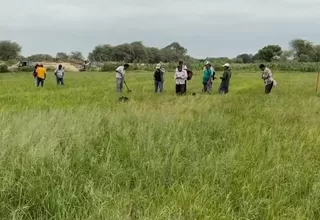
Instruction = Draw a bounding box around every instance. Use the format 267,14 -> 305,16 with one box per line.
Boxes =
36,78 -> 41,87
154,81 -> 158,92
180,84 -> 186,95
159,81 -> 163,92
265,82 -> 273,94
176,84 -> 180,95
207,81 -> 213,94
120,79 -> 124,92
116,78 -> 122,93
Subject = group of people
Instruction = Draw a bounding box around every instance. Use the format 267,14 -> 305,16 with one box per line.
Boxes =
115,60 -> 234,96
31,60 -> 276,96
33,64 -> 65,87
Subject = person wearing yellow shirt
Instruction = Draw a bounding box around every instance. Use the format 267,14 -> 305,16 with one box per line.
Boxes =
36,64 -> 46,87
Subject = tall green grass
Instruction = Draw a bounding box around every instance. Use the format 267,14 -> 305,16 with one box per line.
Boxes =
99,62 -> 320,73
1,70 -> 320,219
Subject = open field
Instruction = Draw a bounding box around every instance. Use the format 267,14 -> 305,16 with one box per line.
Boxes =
1,70 -> 320,219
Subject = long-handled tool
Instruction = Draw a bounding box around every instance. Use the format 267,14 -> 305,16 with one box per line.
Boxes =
124,80 -> 132,92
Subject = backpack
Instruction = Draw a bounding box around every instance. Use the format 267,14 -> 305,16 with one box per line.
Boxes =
186,69 -> 193,80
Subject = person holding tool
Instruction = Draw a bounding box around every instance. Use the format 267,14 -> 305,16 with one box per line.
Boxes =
219,63 -> 232,94
115,63 -> 130,94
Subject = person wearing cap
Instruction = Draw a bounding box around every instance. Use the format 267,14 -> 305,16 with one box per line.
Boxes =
259,64 -> 276,94
219,63 -> 232,94
115,63 -> 129,94
202,61 -> 215,93
153,63 -> 165,92
202,60 -> 215,74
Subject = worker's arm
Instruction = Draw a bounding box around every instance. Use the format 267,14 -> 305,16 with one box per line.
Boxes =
211,70 -> 216,80
182,70 -> 188,80
220,71 -> 227,81
262,69 -> 271,79
174,71 -> 179,79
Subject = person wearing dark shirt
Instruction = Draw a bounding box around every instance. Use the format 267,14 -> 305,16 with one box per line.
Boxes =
219,63 -> 232,94
33,64 -> 39,86
153,63 -> 165,92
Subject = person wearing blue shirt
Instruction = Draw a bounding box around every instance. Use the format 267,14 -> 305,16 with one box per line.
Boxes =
202,61 -> 215,93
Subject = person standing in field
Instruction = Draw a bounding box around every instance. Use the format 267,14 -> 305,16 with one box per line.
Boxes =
54,64 -> 65,86
219,63 -> 232,94
174,64 -> 188,95
176,61 -> 190,93
36,64 -> 46,87
153,63 -> 165,92
115,63 -> 129,94
33,64 -> 39,86
202,61 -> 216,93
259,64 -> 277,94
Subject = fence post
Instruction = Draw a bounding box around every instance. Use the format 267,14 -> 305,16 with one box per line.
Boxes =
317,72 -> 320,93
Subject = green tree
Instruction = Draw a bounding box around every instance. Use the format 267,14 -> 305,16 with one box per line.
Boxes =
290,39 -> 314,61
56,52 -> 68,61
299,54 -> 312,62
145,47 -> 162,63
236,54 -> 252,63
0,40 -> 22,61
130,41 -> 147,62
68,51 -> 84,61
161,42 -> 188,62
280,50 -> 294,62
88,44 -> 114,62
113,44 -> 134,62
309,45 -> 320,62
27,54 -> 55,62
257,45 -> 282,62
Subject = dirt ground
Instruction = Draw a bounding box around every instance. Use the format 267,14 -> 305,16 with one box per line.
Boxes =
9,62 -> 80,72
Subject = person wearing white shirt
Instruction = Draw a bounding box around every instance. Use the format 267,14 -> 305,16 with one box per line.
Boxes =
174,65 -> 188,95
176,61 -> 190,93
54,64 -> 65,86
115,63 -> 129,93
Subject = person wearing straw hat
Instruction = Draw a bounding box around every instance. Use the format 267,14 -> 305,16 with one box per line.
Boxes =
153,63 -> 165,92
202,61 -> 215,93
219,63 -> 232,94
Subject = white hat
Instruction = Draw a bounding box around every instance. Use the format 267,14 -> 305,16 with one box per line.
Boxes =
204,61 -> 210,65
156,63 -> 161,69
223,63 -> 230,67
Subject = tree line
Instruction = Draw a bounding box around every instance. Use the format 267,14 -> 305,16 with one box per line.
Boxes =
0,39 -> 320,64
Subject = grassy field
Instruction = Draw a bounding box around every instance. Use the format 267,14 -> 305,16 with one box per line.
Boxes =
1,70 -> 320,220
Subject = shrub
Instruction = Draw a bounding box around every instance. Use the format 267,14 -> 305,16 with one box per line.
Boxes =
18,66 -> 34,72
0,64 -> 9,73
101,62 -> 120,72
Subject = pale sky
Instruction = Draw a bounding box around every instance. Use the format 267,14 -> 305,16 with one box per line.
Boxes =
1,0 -> 320,58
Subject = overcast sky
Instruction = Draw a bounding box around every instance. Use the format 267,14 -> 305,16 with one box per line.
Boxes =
1,0 -> 320,58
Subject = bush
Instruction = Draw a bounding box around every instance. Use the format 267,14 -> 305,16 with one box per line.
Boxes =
0,64 -> 9,73
100,62 -> 180,72
101,62 -> 120,72
18,66 -> 34,72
